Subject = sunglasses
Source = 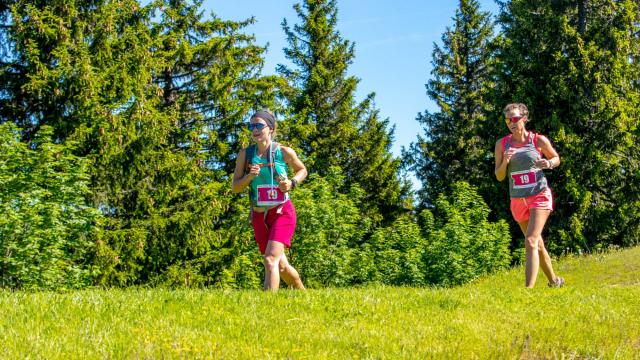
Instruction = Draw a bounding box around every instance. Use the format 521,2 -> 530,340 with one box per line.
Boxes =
505,116 -> 525,124
247,123 -> 268,131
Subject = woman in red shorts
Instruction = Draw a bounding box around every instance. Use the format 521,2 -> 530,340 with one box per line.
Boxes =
232,109 -> 307,291
494,103 -> 564,288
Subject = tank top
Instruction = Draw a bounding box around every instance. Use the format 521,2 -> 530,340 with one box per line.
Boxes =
503,132 -> 548,198
248,142 -> 289,208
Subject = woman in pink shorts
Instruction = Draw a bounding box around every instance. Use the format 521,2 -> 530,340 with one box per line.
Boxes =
494,103 -> 564,288
232,109 -> 307,291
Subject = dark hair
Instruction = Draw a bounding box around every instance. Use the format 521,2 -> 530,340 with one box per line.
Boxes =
503,103 -> 529,118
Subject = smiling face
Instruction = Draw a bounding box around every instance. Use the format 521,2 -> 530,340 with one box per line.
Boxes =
249,117 -> 272,142
504,108 -> 527,134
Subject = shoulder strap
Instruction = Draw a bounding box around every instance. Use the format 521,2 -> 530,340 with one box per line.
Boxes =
532,132 -> 543,155
267,142 -> 283,179
244,144 -> 257,207
266,142 -> 279,163
245,144 -> 256,171
501,135 -> 511,150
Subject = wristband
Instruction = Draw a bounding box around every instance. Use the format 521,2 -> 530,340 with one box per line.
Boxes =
291,178 -> 298,189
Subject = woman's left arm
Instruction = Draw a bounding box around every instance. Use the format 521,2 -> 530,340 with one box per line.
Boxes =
279,146 -> 308,192
535,135 -> 560,170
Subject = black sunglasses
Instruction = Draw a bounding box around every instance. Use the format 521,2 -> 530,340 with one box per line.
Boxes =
247,123 -> 268,131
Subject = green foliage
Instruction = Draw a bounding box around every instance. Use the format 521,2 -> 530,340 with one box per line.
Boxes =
421,182 -> 512,286
290,168 -> 371,287
0,124 -> 100,289
293,177 -> 510,288
366,215 -> 427,286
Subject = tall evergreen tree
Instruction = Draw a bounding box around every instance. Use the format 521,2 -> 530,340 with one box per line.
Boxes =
278,0 -> 408,222
495,0 -> 640,251
1,0 -> 158,284
0,0 -> 112,140
406,0 -> 498,210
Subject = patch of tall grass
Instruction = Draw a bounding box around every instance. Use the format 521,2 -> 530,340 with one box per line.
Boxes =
1,247 -> 638,358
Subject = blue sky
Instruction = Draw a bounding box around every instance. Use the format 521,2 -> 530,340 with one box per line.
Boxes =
205,0 -> 500,160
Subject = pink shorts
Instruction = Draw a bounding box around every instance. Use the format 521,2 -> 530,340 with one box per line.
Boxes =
251,200 -> 297,254
510,187 -> 554,223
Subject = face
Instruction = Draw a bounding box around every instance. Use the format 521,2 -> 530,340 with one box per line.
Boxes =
504,109 -> 526,133
248,117 -> 271,141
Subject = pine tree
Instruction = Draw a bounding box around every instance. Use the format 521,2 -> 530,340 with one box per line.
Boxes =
278,0 -> 408,223
495,0 -> 640,251
1,0 -> 159,284
407,0 -> 498,209
0,0 -> 113,140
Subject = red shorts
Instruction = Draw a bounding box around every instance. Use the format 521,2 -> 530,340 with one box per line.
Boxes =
510,187 -> 554,223
251,200 -> 297,254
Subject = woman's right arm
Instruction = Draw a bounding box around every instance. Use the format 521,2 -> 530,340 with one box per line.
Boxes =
232,149 -> 256,193
494,140 -> 511,182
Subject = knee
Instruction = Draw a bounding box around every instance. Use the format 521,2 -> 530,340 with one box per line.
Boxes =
278,261 -> 287,273
263,254 -> 280,269
524,236 -> 539,251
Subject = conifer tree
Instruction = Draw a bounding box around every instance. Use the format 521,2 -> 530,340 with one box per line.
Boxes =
0,0 -> 115,140
406,0 -> 498,209
1,0 -> 159,284
495,0 -> 640,251
279,0 -> 408,222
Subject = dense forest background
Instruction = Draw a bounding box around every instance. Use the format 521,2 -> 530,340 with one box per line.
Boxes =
1,0 -> 638,289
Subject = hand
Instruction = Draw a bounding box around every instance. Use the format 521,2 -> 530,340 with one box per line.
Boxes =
248,164 -> 260,177
534,158 -> 551,169
503,148 -> 517,165
277,175 -> 291,192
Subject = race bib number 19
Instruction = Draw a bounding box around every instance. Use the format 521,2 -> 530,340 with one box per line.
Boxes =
511,170 -> 537,189
256,184 -> 286,206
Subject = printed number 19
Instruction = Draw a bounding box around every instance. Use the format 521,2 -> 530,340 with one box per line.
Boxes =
520,175 -> 529,184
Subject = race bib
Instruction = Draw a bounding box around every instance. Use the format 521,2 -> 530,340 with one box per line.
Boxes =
511,169 -> 537,189
256,184 -> 286,206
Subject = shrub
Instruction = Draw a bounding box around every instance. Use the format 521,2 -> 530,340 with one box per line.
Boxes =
290,167 -> 371,288
422,181 -> 511,286
0,124 -> 100,289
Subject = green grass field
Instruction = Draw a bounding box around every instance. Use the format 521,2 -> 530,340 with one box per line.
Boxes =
1,247 -> 639,359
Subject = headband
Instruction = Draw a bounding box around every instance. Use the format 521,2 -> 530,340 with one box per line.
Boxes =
251,110 -> 276,129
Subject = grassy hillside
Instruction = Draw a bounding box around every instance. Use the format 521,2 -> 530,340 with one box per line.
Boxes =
1,247 -> 639,359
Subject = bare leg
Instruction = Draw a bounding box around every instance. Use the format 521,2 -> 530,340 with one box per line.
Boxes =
278,253 -> 305,290
517,221 -> 557,284
537,238 -> 557,283
518,209 -> 551,288
263,241 -> 284,291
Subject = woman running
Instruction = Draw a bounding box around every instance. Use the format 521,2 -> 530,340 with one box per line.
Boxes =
494,103 -> 565,288
232,109 -> 307,291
